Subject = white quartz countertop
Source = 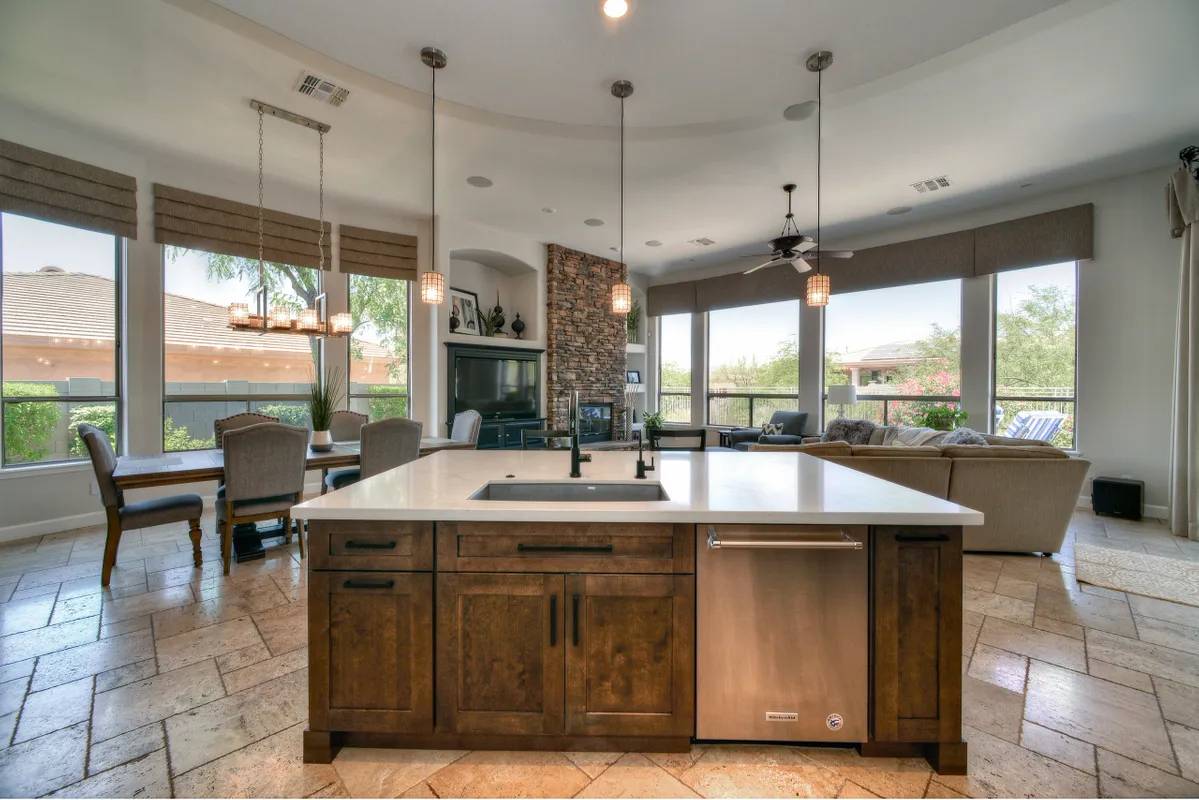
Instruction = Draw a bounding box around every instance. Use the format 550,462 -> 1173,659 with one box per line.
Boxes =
292,450 -> 984,526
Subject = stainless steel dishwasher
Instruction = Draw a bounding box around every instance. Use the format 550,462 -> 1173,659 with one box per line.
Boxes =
696,524 -> 868,743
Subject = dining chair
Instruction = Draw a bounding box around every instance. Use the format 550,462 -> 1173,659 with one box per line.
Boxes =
324,418 -> 423,492
450,409 -> 483,447
521,428 -> 570,449
214,411 -> 278,443
321,410 -> 369,492
218,422 -> 308,575
651,428 -> 707,451
77,424 -> 203,587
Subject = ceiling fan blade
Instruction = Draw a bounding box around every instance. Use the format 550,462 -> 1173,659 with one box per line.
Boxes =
809,249 -> 854,259
791,258 -> 813,274
797,239 -> 818,253
743,258 -> 783,275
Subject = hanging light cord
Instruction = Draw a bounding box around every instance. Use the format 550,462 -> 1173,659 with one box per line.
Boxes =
430,60 -> 437,271
317,129 -> 325,271
256,106 -> 265,289
619,92 -> 625,267
815,63 -> 822,276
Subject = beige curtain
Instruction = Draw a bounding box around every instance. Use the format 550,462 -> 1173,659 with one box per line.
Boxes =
1168,167 -> 1199,539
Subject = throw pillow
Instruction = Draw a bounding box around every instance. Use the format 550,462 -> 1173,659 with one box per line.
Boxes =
942,427 -> 987,445
761,422 -> 784,436
822,418 -> 876,445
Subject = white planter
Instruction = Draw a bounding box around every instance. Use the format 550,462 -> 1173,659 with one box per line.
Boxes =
311,430 -> 333,452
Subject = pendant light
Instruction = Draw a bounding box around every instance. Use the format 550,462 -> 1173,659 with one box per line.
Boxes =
419,46 -> 448,305
805,51 -> 832,308
610,79 -> 633,315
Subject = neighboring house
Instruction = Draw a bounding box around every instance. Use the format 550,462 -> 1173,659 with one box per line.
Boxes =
832,341 -> 928,387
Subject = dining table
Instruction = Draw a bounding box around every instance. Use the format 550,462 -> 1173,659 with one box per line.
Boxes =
111,436 -> 474,561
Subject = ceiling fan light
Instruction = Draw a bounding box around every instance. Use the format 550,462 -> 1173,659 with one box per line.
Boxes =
611,282 -> 632,314
602,0 -> 628,18
806,273 -> 830,307
420,270 -> 445,305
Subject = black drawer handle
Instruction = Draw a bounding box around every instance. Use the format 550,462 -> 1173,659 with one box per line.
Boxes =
895,533 -> 950,543
550,594 -> 558,647
344,540 -> 397,550
516,543 -> 615,554
572,594 -> 580,647
342,579 -> 394,590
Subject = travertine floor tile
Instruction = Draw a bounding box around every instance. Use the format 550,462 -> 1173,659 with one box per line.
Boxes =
967,643 -> 1028,692
1086,658 -> 1154,692
333,746 -> 470,797
1096,748 -> 1199,798
994,575 -> 1038,602
1035,585 -> 1137,637
1019,720 -> 1096,775
49,748 -> 171,798
31,628 -> 153,691
173,722 -> 339,799
1033,614 -> 1084,640
92,658 -> 225,741
923,779 -> 968,797
100,614 -> 152,639
154,615 -> 263,671
1166,722 -> 1199,782
0,593 -> 55,635
13,674 -> 92,742
88,721 -> 165,775
964,588 -> 1034,626
645,746 -> 707,778
1086,628 -> 1199,688
426,750 -> 592,798
576,752 -> 700,797
1129,594 -> 1199,628
95,657 -> 157,693
50,592 -> 102,625
1153,676 -> 1199,728
101,585 -> 193,625
961,674 -> 1023,744
798,747 -> 931,798
562,750 -> 623,779
152,581 -> 289,640
0,675 -> 27,716
0,721 -> 87,797
976,616 -> 1086,671
251,600 -> 308,656
0,615 -> 98,665
936,727 -> 1095,798
0,657 -> 33,684
673,745 -> 844,798
1024,660 -> 1177,773
1133,614 -> 1199,656
222,646 -> 307,694
837,779 -> 880,797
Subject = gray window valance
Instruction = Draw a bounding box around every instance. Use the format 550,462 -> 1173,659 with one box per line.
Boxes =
645,203 -> 1094,315
338,224 -> 417,280
0,139 -> 137,239
154,183 -> 331,270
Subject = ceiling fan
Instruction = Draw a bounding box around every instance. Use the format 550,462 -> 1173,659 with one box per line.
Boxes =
741,183 -> 853,275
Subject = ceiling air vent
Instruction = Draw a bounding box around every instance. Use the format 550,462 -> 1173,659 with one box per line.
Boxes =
688,237 -> 717,247
910,175 -> 951,194
296,73 -> 350,107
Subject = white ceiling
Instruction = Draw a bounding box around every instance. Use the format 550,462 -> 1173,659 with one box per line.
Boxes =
1,0 -> 1197,279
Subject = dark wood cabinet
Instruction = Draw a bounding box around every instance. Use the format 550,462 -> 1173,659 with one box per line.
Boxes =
308,571 -> 433,734
565,574 -> 694,737
869,526 -> 966,774
436,573 -> 565,736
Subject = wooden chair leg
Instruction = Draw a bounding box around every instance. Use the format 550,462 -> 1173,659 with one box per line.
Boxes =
293,516 -> 305,560
283,516 -> 293,544
100,508 -> 122,588
188,519 -> 203,568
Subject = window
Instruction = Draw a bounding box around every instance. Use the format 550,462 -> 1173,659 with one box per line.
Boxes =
162,246 -> 319,451
348,273 -> 409,419
1,213 -> 121,466
993,262 -> 1076,448
824,279 -> 962,427
707,300 -> 799,427
657,313 -> 691,423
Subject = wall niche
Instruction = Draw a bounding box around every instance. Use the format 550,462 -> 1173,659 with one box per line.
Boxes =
447,248 -> 540,345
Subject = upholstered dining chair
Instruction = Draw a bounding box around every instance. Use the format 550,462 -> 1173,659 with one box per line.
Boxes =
218,423 -> 308,575
214,411 -> 278,443
324,418 -> 423,492
651,428 -> 707,451
329,410 -> 368,441
78,424 -> 203,587
450,409 -> 483,446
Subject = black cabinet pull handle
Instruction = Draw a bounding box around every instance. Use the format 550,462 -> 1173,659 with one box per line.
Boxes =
342,579 -> 394,589
517,543 -> 614,554
549,594 -> 557,647
345,540 -> 397,550
572,594 -> 580,647
895,533 -> 950,543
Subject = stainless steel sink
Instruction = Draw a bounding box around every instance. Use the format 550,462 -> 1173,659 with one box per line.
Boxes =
470,481 -> 670,502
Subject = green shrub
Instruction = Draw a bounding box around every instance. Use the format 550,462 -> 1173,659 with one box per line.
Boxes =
256,403 -> 310,428
2,382 -> 60,464
163,418 -> 214,452
68,404 -> 117,457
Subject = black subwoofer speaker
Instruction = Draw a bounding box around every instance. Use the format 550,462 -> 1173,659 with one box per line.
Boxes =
1092,477 -> 1144,521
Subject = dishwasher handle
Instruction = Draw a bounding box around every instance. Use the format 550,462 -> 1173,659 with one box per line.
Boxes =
707,526 -> 863,551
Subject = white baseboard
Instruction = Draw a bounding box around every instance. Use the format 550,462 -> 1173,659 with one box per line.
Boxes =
1077,496 -> 1168,520
0,480 -> 325,545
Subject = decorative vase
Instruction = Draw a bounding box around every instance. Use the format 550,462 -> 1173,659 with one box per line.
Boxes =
511,313 -> 525,339
310,429 -> 334,452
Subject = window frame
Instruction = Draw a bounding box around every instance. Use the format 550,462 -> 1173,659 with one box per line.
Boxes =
704,299 -> 801,429
990,261 -> 1079,449
0,213 -> 124,468
655,312 -> 693,425
345,271 -> 412,420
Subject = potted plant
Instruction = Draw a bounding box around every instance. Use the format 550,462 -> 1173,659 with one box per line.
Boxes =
626,298 -> 641,344
916,405 -> 967,432
641,410 -> 664,445
308,366 -> 345,452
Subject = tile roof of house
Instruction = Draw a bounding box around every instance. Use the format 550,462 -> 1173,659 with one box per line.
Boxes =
839,340 -> 927,365
2,269 -> 393,359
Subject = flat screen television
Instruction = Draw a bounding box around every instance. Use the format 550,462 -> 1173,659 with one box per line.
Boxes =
454,355 -> 538,419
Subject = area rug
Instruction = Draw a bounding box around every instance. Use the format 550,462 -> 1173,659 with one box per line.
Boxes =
1075,542 -> 1199,607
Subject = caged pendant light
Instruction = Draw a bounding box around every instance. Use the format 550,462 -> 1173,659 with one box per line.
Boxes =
805,51 -> 832,308
610,79 -> 633,315
419,46 -> 448,305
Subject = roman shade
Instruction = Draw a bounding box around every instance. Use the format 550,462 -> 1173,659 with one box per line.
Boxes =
694,263 -> 805,311
153,183 -> 331,269
645,280 -> 698,316
833,230 -> 975,294
0,139 -> 137,238
338,224 -> 418,280
973,203 -> 1093,276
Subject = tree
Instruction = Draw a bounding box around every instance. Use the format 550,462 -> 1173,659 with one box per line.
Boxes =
995,285 -> 1074,391
2,382 -> 60,463
349,274 -> 409,386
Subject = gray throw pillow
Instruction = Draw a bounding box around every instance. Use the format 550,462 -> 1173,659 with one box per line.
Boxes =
822,418 -> 876,445
761,422 -> 784,436
942,427 -> 987,445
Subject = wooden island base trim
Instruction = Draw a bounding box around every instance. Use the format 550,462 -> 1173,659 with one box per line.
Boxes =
858,740 -> 968,776
303,728 -> 690,763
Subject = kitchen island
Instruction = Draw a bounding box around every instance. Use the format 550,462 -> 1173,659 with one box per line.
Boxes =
291,449 -> 983,774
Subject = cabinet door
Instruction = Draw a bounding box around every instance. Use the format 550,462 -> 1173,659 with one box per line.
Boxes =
309,571 -> 433,734
871,527 -> 963,745
437,573 -> 565,735
565,574 -> 694,737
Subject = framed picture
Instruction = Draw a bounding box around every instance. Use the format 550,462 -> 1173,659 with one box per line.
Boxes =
626,369 -> 641,384
449,287 -> 481,336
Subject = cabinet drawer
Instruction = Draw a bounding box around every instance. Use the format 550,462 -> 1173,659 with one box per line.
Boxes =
309,521 -> 433,571
437,522 -> 693,574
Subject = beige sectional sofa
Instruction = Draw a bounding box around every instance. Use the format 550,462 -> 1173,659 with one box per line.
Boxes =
749,438 -> 1089,554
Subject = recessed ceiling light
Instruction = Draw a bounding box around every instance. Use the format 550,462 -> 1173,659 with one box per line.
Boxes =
466,176 -> 493,188
602,0 -> 628,18
645,240 -> 662,247
584,218 -> 605,227
541,207 -> 556,214
783,101 -> 817,122
886,206 -> 913,215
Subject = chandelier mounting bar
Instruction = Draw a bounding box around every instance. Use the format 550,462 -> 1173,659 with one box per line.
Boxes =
249,99 -> 331,134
